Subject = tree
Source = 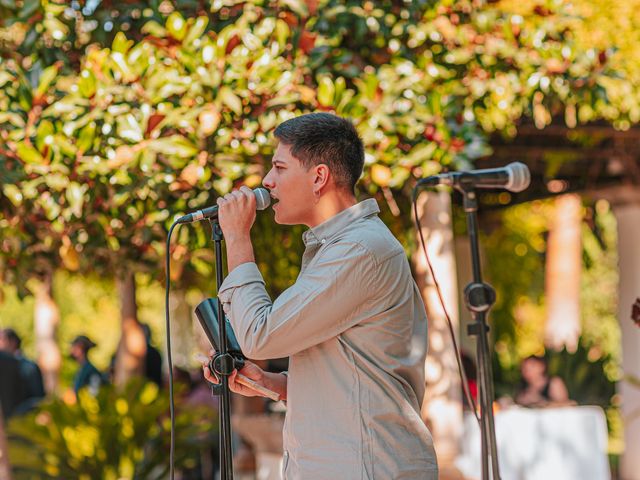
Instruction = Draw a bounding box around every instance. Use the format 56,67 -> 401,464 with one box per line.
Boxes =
2,0 -> 638,387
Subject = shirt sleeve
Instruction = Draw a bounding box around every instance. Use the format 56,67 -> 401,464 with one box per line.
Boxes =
218,241 -> 376,360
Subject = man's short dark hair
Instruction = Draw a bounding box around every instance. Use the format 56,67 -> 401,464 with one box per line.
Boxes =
274,113 -> 365,192
2,329 -> 21,349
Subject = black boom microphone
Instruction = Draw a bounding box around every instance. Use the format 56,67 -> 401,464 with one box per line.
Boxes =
418,162 -> 531,192
176,187 -> 271,224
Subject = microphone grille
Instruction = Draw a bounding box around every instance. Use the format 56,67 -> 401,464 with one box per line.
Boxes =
506,162 -> 531,192
254,187 -> 271,210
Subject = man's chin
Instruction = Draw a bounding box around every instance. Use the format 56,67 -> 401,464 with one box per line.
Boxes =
273,209 -> 295,226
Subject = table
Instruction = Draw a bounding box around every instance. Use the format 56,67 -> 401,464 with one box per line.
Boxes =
455,405 -> 610,480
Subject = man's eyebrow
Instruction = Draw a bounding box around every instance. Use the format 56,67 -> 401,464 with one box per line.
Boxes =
272,159 -> 285,166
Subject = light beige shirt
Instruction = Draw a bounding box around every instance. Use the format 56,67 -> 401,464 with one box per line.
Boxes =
219,199 -> 438,480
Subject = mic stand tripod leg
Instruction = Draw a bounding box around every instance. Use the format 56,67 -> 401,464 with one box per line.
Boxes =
210,219 -> 235,480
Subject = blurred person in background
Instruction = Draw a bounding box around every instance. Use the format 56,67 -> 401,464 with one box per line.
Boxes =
70,335 -> 105,396
460,350 -> 478,410
0,349 -> 25,419
141,323 -> 163,388
515,355 -> 570,407
0,328 -> 44,414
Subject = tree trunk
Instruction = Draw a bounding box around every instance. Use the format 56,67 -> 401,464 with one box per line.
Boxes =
168,289 -> 194,367
0,406 -> 12,480
412,190 -> 462,468
32,273 -> 61,395
113,272 -> 146,388
544,194 -> 582,352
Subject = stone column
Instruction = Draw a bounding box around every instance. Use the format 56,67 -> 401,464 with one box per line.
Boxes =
544,194 -> 582,352
613,202 -> 640,479
412,190 -> 463,470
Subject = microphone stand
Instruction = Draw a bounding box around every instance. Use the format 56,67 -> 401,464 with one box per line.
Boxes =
455,176 -> 501,480
209,219 -> 235,480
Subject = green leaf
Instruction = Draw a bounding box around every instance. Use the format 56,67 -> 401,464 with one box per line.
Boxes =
18,0 -> 40,19
282,0 -> 308,17
148,135 -> 199,160
0,70 -> 14,87
36,64 -> 59,97
167,12 -> 187,41
0,112 -> 26,128
184,16 -> 209,46
2,184 -> 23,207
404,143 -> 438,166
39,193 -> 61,220
317,76 -> 335,106
218,87 -> 243,115
141,21 -> 167,38
117,114 -> 144,143
77,122 -> 96,153
275,19 -> 290,48
78,70 -> 97,97
66,182 -> 86,217
44,173 -> 69,190
112,32 -> 133,54
43,17 -> 68,42
16,143 -> 45,165
35,120 -> 55,152
52,134 -> 78,158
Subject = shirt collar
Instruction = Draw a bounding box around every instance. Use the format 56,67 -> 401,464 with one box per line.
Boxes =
302,198 -> 380,246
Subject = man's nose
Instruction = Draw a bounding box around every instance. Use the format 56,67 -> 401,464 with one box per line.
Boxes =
263,170 -> 274,189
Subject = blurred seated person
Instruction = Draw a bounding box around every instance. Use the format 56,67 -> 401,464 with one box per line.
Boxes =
0,328 -> 45,414
460,350 -> 478,410
515,355 -> 570,407
70,335 -> 105,396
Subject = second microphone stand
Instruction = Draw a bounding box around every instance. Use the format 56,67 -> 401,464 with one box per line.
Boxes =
210,219 -> 235,480
455,177 -> 501,480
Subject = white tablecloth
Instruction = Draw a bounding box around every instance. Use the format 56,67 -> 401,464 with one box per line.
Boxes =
456,406 -> 610,480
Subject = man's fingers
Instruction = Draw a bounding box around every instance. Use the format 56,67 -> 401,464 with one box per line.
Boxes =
203,364 -> 220,385
239,186 -> 254,198
216,188 -> 255,212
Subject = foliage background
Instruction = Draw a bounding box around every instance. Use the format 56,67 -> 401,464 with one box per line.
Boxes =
1,0 -> 636,471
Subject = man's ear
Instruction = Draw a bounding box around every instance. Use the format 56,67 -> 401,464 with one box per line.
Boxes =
313,164 -> 331,193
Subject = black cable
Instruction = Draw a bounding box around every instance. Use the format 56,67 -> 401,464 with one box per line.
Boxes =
412,186 -> 480,423
165,221 -> 179,480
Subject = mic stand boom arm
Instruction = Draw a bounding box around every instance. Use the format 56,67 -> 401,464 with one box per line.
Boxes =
456,177 -> 501,480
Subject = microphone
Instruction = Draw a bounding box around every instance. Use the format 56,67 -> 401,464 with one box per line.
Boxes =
176,187 -> 271,224
417,162 -> 531,192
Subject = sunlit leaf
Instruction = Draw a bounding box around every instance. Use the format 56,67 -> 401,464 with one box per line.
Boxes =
16,143 -> 45,164
317,76 -> 335,106
184,16 -> 209,46
36,64 -> 59,97
218,86 -> 243,115
167,12 -> 187,41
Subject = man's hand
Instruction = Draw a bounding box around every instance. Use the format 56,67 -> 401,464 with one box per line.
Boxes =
216,186 -> 257,271
202,355 -> 287,401
216,186 -> 257,242
203,359 -> 267,398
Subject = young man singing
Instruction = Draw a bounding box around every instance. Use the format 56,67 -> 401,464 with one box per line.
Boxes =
204,113 -> 438,479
